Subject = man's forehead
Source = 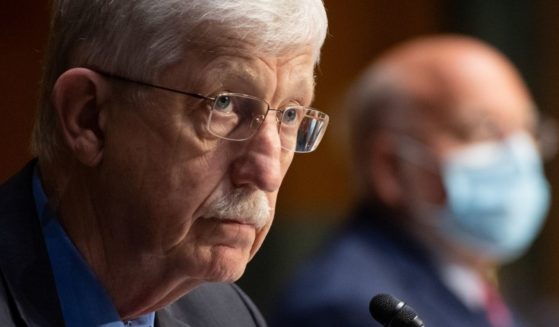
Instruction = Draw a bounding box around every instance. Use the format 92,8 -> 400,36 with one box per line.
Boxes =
176,44 -> 316,101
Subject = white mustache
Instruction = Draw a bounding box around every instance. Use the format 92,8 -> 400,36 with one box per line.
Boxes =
203,188 -> 272,229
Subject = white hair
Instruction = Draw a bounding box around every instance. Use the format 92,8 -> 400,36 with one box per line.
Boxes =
32,0 -> 328,163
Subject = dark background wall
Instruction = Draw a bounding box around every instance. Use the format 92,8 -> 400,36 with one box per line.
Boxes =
2,1 -> 559,325
0,2 -> 49,179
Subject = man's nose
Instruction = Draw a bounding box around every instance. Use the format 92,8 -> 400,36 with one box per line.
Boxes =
231,118 -> 284,192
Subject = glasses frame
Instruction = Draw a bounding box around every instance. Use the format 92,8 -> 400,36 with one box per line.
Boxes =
91,68 -> 329,153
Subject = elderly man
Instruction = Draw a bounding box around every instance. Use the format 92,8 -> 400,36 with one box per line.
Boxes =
0,0 -> 328,326
271,35 -> 551,327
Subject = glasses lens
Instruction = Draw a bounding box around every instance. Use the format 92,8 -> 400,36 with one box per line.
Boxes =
208,93 -> 267,140
208,93 -> 329,153
280,107 -> 329,153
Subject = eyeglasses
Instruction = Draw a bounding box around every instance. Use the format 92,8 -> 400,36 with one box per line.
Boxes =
93,69 -> 329,153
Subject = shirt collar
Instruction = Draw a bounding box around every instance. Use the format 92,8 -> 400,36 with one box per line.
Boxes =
437,260 -> 486,310
32,167 -> 155,327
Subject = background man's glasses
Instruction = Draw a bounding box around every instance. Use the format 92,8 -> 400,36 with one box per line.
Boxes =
92,69 -> 329,153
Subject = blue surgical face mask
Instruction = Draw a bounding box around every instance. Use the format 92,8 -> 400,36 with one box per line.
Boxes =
436,132 -> 551,263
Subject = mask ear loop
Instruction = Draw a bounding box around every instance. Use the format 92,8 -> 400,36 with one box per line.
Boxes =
392,132 -> 448,216
395,133 -> 440,174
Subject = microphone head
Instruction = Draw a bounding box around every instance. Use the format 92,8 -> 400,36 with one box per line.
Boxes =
370,293 -> 403,324
369,294 -> 424,327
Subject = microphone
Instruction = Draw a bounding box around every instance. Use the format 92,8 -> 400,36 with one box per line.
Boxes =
369,293 -> 425,327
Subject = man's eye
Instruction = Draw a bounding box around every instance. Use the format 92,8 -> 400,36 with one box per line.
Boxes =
282,108 -> 300,124
214,95 -> 234,113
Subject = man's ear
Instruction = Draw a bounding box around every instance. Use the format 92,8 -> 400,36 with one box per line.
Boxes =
52,68 -> 111,167
366,132 -> 403,207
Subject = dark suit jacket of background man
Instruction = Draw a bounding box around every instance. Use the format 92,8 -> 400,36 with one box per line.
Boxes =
0,161 -> 267,327
270,204 -> 525,327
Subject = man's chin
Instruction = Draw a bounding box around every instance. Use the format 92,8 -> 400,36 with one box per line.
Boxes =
202,245 -> 250,282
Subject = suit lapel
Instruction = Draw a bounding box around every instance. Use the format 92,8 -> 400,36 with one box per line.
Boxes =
0,161 -> 64,326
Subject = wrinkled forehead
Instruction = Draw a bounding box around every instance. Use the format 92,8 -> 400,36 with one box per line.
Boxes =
165,35 -> 317,101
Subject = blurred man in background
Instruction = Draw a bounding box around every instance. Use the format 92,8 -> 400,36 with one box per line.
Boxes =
271,35 -> 552,327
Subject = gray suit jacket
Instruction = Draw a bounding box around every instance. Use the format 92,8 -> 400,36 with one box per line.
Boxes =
0,161 -> 267,327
